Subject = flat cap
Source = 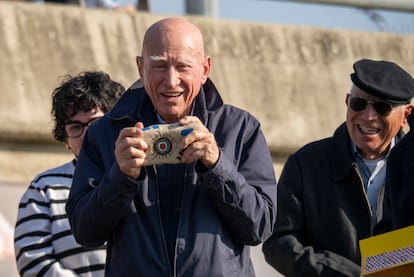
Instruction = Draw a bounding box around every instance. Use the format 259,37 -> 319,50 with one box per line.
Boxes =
350,59 -> 414,103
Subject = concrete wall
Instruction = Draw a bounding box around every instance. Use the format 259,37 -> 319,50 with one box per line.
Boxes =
2,1 -> 414,183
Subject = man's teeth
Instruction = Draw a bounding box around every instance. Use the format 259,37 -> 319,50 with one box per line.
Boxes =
162,92 -> 182,97
359,125 -> 379,134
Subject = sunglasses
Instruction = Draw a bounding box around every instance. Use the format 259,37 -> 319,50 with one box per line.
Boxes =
348,95 -> 400,116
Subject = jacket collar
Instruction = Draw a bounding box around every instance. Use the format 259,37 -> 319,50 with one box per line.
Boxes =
108,78 -> 224,126
331,123 -> 355,182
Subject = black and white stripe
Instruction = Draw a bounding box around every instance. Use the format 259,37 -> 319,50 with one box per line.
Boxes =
14,160 -> 106,277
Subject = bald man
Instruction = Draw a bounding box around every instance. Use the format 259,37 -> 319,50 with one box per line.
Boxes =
67,18 -> 277,276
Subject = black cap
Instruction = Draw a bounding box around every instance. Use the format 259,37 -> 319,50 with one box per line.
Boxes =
350,59 -> 414,104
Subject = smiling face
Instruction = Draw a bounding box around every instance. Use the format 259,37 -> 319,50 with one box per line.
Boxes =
136,18 -> 210,123
345,85 -> 412,159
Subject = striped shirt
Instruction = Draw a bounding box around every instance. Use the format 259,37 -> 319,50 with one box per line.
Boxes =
14,159 -> 106,277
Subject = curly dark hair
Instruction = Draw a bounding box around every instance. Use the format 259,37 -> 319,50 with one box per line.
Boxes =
51,71 -> 125,142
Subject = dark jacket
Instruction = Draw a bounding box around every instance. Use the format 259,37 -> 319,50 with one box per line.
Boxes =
263,123 -> 402,277
66,79 -> 277,277
380,113 -> 414,231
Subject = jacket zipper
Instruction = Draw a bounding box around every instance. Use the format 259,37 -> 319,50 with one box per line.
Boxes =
152,165 -> 174,276
352,162 -> 374,234
172,164 -> 189,277
375,182 -> 386,225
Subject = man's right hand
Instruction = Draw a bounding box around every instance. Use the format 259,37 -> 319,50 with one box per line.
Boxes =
114,122 -> 147,179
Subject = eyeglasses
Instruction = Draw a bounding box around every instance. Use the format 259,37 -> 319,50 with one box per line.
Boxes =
64,117 -> 102,138
348,95 -> 400,116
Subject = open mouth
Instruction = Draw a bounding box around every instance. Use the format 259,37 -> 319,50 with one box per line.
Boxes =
161,92 -> 183,98
358,124 -> 379,135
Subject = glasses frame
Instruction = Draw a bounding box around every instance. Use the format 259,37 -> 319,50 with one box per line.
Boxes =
64,117 -> 102,138
347,94 -> 400,116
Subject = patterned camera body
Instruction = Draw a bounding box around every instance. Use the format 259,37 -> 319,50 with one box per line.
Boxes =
141,122 -> 198,166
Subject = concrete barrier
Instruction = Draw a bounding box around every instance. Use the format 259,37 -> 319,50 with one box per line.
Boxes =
1,2 -> 414,181
2,2 -> 414,183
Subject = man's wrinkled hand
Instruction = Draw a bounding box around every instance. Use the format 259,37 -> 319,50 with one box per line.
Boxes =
114,122 -> 147,179
179,116 -> 220,169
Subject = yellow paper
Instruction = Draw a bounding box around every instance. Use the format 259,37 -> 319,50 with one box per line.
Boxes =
359,225 -> 414,276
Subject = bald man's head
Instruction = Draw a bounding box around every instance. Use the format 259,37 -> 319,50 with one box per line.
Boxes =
142,18 -> 205,58
136,18 -> 211,123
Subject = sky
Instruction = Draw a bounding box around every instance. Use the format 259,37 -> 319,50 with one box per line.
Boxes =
147,0 -> 414,34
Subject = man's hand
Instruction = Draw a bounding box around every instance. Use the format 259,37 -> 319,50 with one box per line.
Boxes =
114,122 -> 147,179
179,116 -> 219,169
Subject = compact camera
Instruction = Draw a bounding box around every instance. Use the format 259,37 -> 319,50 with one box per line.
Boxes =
141,122 -> 198,165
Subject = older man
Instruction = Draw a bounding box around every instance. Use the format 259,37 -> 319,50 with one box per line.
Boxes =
263,59 -> 414,277
66,18 -> 277,277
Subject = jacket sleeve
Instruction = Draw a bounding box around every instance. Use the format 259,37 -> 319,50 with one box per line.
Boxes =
14,183 -> 77,277
197,120 -> 277,245
387,138 -> 414,230
262,155 -> 360,277
66,129 -> 140,247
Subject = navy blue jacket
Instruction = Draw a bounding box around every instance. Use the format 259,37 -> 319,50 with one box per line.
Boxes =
66,79 -> 277,277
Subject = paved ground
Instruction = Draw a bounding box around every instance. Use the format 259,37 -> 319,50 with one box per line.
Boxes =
0,181 -> 283,277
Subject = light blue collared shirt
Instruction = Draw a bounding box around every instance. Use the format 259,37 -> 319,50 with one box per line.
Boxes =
352,138 -> 395,225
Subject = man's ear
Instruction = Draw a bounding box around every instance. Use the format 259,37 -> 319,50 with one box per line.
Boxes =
136,56 -> 143,78
201,56 -> 211,84
345,93 -> 350,107
401,104 -> 413,128
405,104 -> 413,118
